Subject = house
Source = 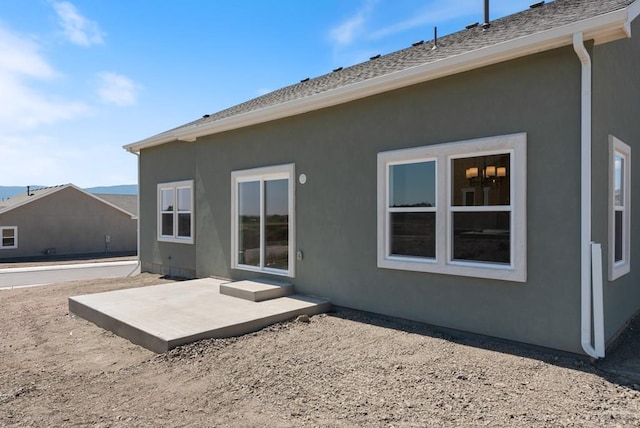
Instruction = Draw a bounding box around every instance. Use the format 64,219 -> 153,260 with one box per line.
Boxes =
124,0 -> 640,357
0,184 -> 137,260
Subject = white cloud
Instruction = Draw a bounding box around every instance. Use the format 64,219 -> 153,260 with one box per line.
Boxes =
52,1 -> 105,47
329,12 -> 365,46
0,133 -> 137,187
328,0 -> 378,47
0,26 -> 56,79
96,72 -> 140,106
0,24 -> 90,131
369,0 -> 477,40
0,75 -> 89,129
326,0 -> 534,66
0,134 -> 68,185
369,0 -> 535,40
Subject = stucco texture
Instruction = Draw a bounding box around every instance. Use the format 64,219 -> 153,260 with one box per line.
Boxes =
592,17 -> 640,344
137,43 -> 597,353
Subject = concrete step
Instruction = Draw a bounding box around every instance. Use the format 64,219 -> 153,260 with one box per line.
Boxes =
219,279 -> 294,302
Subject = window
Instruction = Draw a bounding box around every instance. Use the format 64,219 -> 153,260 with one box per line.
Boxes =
378,133 -> 526,282
450,153 -> 511,265
0,226 -> 17,249
231,164 -> 295,277
609,136 -> 631,280
388,160 -> 437,259
157,180 -> 193,244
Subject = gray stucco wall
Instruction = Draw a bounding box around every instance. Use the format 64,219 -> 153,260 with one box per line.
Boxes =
140,141 -> 197,278
0,187 -> 137,260
139,44 -> 589,353
592,17 -> 640,344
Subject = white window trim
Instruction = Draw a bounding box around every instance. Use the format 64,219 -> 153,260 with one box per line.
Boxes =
0,226 -> 18,249
608,135 -> 631,281
377,133 -> 527,282
157,180 -> 194,244
231,163 -> 295,278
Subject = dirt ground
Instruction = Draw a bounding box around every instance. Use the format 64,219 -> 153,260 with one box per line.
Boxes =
2,274 -> 640,427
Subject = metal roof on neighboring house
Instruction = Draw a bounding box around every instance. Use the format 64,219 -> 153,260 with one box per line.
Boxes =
0,184 -> 137,218
124,0 -> 640,153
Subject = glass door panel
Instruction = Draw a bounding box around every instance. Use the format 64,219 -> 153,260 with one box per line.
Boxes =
265,179 -> 289,271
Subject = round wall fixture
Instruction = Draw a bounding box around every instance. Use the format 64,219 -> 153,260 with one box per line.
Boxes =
299,173 -> 307,184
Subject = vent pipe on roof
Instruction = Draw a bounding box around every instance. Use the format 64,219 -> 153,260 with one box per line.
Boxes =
432,26 -> 438,49
482,0 -> 491,29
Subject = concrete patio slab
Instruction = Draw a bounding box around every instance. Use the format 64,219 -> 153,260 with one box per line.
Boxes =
69,278 -> 331,353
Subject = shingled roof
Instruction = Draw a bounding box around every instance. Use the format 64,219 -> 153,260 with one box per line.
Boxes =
0,185 -> 67,211
125,0 -> 639,153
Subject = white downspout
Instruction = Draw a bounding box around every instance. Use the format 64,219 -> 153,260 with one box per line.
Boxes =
573,32 -> 604,358
126,149 -> 142,277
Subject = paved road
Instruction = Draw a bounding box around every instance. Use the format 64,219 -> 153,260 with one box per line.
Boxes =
0,261 -> 140,289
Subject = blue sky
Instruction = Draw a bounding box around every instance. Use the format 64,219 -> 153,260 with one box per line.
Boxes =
0,0 -> 534,188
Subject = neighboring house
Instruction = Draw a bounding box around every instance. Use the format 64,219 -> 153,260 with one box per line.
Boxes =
124,0 -> 640,357
0,184 -> 137,260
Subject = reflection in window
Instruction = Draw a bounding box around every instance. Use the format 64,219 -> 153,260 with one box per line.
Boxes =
614,210 -> 623,262
177,187 -> 192,238
452,212 -> 510,264
161,189 -> 174,210
390,161 -> 436,207
161,189 -> 174,236
265,179 -> 289,270
390,212 -> 435,258
1,227 -> 17,248
177,188 -> 191,210
157,181 -> 193,243
238,181 -> 260,267
387,160 -> 436,259
609,136 -> 630,281
614,154 -> 624,263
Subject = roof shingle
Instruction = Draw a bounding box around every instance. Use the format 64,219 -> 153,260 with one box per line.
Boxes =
131,0 -> 635,148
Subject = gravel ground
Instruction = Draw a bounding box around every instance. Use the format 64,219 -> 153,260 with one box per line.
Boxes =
1,273 -> 640,427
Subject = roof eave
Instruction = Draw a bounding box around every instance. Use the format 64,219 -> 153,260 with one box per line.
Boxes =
123,6 -> 634,154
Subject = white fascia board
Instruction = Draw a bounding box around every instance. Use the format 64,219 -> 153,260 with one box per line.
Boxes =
123,132 -> 179,153
124,7 -> 631,154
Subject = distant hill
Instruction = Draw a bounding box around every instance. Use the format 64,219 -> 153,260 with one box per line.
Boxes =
0,184 -> 137,201
85,185 -> 138,195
